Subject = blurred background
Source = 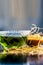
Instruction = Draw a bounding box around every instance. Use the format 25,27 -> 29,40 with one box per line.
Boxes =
0,0 -> 43,30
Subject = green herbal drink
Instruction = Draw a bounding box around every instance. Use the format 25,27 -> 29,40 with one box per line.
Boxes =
0,31 -> 30,52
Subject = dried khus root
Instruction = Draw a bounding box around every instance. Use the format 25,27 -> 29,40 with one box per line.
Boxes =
30,24 -> 43,34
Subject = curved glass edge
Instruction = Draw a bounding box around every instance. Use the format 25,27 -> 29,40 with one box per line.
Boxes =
0,30 -> 30,37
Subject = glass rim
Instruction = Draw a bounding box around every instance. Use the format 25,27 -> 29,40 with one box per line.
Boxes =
0,30 -> 30,37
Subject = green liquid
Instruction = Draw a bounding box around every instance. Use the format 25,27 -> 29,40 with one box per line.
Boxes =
0,36 -> 26,52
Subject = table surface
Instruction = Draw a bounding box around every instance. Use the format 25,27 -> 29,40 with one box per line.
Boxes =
0,55 -> 43,65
